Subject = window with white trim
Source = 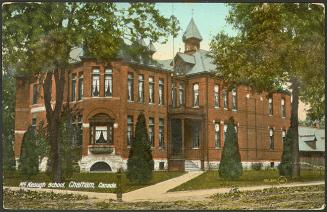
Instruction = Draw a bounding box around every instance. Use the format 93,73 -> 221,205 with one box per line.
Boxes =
214,85 -> 219,108
91,69 -> 100,97
223,89 -> 228,109
232,88 -> 237,110
138,75 -> 144,102
71,74 -> 77,101
78,73 -> 84,100
214,122 -> 221,148
128,73 -> 134,101
104,68 -> 113,97
149,117 -> 154,146
127,116 -> 133,146
268,97 -> 273,115
159,118 -> 164,148
281,98 -> 286,118
149,76 -> 154,103
193,83 -> 199,107
158,79 -> 164,105
179,82 -> 185,106
269,128 -> 274,150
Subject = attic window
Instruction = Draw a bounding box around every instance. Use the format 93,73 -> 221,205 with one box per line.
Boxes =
304,136 -> 317,149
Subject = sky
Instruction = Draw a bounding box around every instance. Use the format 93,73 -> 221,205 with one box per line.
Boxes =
152,3 -> 237,60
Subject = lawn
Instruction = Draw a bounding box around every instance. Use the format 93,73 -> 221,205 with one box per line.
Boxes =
3,185 -> 325,210
169,169 -> 325,192
3,170 -> 185,193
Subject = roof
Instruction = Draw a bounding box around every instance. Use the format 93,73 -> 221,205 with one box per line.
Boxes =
299,126 -> 325,152
156,59 -> 173,71
148,42 -> 156,53
182,18 -> 203,42
169,49 -> 216,75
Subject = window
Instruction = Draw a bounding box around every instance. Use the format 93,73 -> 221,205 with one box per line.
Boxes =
104,68 -> 113,97
31,115 -> 37,132
232,88 -> 237,110
128,73 -> 134,101
138,75 -> 144,102
224,124 -> 227,143
214,85 -> 219,108
127,116 -> 133,146
193,83 -> 199,107
91,69 -> 100,97
214,122 -> 221,148
78,73 -> 84,100
158,79 -> 164,105
172,82 -> 177,107
268,97 -> 273,115
32,84 -> 38,104
71,74 -> 77,101
223,89 -> 228,109
192,127 -> 200,148
149,118 -> 154,146
281,98 -> 286,118
159,118 -> 164,148
89,114 -> 114,145
282,129 -> 286,142
179,82 -> 185,106
149,76 -> 154,103
269,128 -> 274,150
77,115 -> 83,146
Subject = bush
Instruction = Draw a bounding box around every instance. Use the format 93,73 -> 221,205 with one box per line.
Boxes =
19,126 -> 39,178
218,117 -> 243,180
251,162 -> 263,171
278,130 -> 292,177
127,112 -> 154,184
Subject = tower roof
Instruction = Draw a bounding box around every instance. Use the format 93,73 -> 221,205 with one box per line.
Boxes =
182,18 -> 203,42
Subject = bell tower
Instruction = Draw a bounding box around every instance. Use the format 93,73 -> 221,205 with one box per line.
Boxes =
182,18 -> 203,54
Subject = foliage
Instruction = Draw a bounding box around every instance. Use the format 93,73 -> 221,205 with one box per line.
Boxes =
35,121 -> 49,162
127,112 -> 154,184
2,71 -> 16,172
278,130 -> 293,177
219,117 -> 243,180
210,3 -> 324,177
251,162 -> 263,171
19,126 -> 39,178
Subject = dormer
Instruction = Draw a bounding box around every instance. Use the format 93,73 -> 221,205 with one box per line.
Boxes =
182,18 -> 203,54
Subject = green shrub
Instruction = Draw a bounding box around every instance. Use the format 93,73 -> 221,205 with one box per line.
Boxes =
218,117 -> 243,180
251,162 -> 263,171
127,112 -> 154,184
19,126 -> 39,178
278,130 -> 292,177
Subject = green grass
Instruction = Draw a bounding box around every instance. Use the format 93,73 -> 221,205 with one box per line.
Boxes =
3,170 -> 185,193
169,169 -> 325,192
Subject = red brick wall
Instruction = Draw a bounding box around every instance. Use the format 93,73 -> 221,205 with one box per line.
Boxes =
14,58 -> 291,165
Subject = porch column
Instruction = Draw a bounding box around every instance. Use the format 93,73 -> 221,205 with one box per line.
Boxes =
181,118 -> 185,155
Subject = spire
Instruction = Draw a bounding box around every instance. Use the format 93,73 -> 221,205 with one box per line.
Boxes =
182,18 -> 203,42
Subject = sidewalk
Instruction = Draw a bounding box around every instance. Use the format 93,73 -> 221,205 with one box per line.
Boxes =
4,175 -> 325,203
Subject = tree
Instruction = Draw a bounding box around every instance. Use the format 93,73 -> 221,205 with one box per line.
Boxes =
19,126 -> 39,178
2,71 -> 16,172
278,130 -> 293,177
219,117 -> 243,180
127,112 -> 154,184
3,2 -> 179,182
210,3 -> 324,178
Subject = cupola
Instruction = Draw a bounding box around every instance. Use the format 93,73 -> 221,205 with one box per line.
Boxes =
182,18 -> 203,54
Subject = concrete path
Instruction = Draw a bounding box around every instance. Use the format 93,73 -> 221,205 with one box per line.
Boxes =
123,171 -> 203,202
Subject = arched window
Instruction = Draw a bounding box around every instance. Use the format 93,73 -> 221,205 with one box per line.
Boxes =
193,83 -> 199,107
90,162 -> 112,172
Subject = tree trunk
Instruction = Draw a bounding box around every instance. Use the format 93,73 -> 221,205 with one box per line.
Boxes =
290,78 -> 300,178
42,66 -> 65,182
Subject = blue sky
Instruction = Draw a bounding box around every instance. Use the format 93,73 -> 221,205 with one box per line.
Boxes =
153,3 -> 237,59
117,3 -> 236,60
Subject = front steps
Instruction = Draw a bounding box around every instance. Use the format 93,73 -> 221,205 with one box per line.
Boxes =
185,160 -> 201,171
